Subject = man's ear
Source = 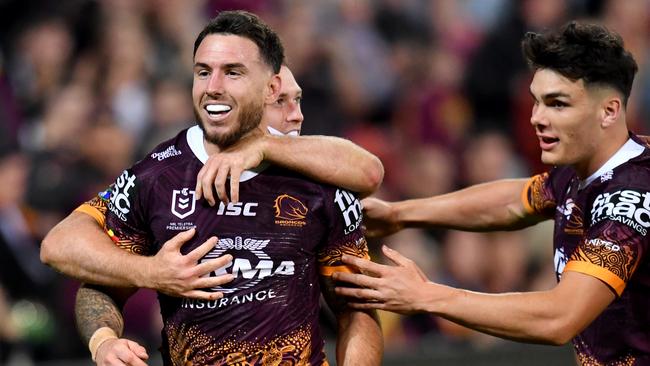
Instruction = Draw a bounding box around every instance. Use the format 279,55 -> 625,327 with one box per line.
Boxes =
601,96 -> 622,128
265,73 -> 281,104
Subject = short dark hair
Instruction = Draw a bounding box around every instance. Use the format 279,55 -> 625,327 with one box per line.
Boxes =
522,21 -> 638,106
193,10 -> 284,74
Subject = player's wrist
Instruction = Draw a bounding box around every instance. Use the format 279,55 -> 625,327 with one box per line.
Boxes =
89,326 -> 118,361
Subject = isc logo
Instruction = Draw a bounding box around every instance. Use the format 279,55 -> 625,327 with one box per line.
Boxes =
216,201 -> 258,216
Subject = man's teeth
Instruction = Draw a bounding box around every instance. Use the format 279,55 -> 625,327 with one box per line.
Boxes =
205,104 -> 232,113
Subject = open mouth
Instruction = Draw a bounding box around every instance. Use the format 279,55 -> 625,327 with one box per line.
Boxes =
204,104 -> 232,118
539,136 -> 560,150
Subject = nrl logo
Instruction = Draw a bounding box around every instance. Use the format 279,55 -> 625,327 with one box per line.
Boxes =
171,188 -> 196,219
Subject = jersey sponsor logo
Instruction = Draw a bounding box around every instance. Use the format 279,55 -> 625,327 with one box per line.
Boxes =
334,189 -> 362,234
201,236 -> 295,294
586,238 -> 621,252
217,201 -> 258,216
181,289 -> 278,309
171,188 -> 196,219
274,194 -> 307,227
108,170 -> 137,221
591,189 -> 650,236
150,145 -> 181,161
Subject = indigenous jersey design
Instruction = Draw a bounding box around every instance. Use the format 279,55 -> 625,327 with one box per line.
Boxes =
77,126 -> 369,366
522,136 -> 650,365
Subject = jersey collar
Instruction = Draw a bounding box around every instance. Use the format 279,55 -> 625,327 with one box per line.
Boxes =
579,137 -> 645,189
186,125 -> 268,182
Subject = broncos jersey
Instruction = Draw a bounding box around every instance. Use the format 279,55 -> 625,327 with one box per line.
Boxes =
77,125 -> 370,366
523,135 -> 650,365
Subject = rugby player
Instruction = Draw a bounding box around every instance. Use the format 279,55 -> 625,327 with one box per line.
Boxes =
335,21 -> 649,365
41,62 -> 382,298
43,11 -> 382,365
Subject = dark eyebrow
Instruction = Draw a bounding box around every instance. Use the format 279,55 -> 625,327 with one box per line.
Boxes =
194,62 -> 211,69
528,89 -> 571,100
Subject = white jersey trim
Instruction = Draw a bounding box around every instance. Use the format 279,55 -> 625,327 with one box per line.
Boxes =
186,125 -> 267,182
579,138 -> 645,190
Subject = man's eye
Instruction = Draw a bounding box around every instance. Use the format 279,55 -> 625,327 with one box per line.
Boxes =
276,98 -> 285,106
550,101 -> 567,108
294,97 -> 302,105
197,70 -> 209,77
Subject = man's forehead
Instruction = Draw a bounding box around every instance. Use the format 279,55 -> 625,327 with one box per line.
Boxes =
530,68 -> 585,98
194,34 -> 262,66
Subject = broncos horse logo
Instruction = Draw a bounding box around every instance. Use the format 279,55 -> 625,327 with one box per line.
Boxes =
273,194 -> 308,220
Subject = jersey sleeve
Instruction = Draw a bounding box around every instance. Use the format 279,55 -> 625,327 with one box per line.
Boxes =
98,169 -> 153,256
317,188 -> 370,277
564,187 -> 647,296
74,191 -> 111,227
522,172 -> 558,217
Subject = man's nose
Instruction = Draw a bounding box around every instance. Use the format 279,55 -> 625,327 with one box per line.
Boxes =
286,103 -> 304,124
206,74 -> 225,95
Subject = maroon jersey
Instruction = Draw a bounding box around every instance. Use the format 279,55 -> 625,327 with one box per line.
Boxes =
523,136 -> 650,365
78,126 -> 369,365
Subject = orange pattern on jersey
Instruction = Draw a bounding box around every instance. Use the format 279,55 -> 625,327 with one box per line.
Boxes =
522,173 -> 556,216
166,323 -> 320,366
575,340 -> 636,366
570,240 -> 637,282
75,195 -> 109,227
318,238 -> 370,276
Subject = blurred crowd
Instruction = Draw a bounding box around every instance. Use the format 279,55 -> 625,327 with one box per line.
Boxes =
1,0 -> 650,363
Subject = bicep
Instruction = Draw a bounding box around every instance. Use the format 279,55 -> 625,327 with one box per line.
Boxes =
551,271 -> 616,335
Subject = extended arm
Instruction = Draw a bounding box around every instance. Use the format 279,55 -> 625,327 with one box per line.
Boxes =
41,211 -> 233,299
262,135 -> 384,198
335,246 -> 615,345
362,179 -> 545,237
321,277 -> 383,365
196,132 -> 384,204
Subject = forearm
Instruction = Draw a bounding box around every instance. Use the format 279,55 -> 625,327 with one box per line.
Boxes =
75,284 -> 127,344
336,310 -> 383,365
263,135 -> 384,196
41,211 -> 150,287
395,179 -> 539,231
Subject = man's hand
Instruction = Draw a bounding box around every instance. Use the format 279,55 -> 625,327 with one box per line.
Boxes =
95,338 -> 148,366
141,228 -> 234,300
361,198 -> 403,238
195,129 -> 266,205
333,245 -> 430,314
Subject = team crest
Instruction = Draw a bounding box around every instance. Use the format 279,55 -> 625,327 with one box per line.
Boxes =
274,194 -> 308,227
171,188 -> 196,219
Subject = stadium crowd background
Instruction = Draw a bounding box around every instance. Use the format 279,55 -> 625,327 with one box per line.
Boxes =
1,0 -> 649,364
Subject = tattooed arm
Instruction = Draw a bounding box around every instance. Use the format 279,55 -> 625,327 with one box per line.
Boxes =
75,284 -> 149,365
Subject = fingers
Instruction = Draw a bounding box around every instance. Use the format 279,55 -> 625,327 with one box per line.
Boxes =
193,256 -> 234,277
162,228 -> 196,251
199,162 -> 218,206
214,165 -> 230,205
340,254 -> 385,276
191,274 -> 235,290
334,284 -> 382,301
381,245 -> 410,266
195,166 -> 205,201
332,271 -> 381,289
126,340 -> 149,360
229,167 -> 242,204
182,289 -> 225,301
186,236 -> 219,262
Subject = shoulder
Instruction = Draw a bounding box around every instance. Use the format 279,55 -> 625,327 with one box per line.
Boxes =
129,128 -> 193,180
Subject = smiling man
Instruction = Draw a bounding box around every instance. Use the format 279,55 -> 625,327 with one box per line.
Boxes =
41,11 -> 382,366
336,21 -> 649,365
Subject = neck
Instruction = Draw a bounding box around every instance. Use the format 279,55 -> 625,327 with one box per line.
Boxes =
575,127 -> 628,179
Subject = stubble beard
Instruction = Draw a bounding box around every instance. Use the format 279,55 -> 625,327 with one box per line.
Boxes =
195,98 -> 264,149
